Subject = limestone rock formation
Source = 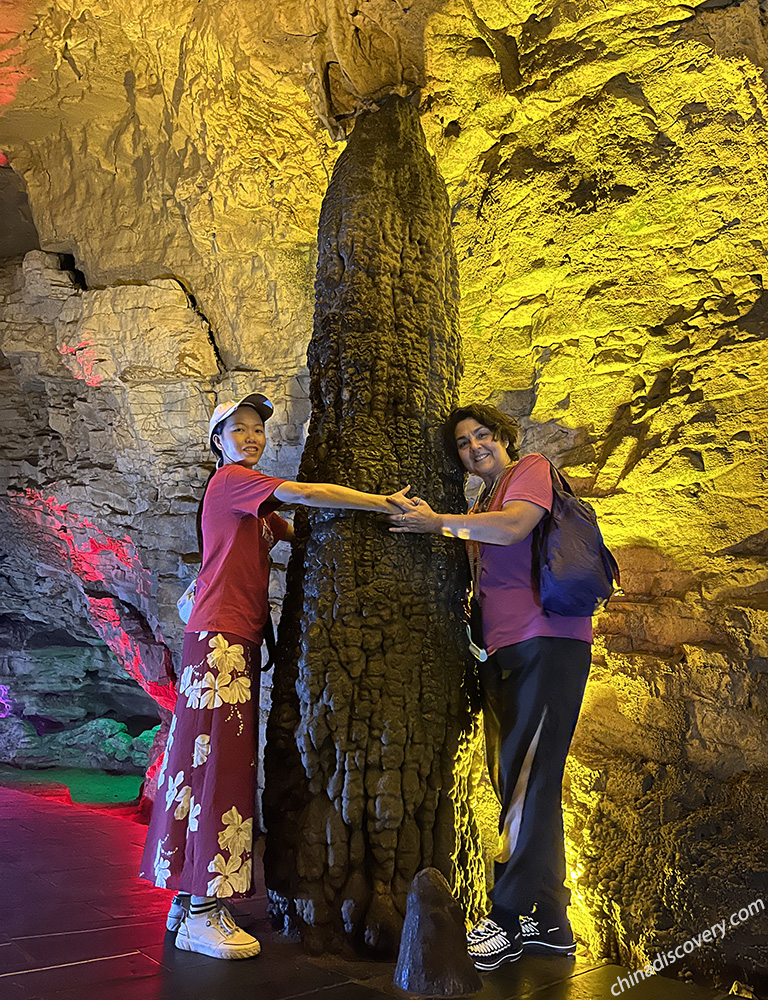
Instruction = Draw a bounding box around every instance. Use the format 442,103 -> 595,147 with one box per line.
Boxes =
394,867 -> 482,997
263,97 -> 483,956
0,717 -> 157,773
0,640 -> 158,729
0,0 -> 331,372
0,240 -> 307,777
0,166 -> 39,258
0,0 -> 767,989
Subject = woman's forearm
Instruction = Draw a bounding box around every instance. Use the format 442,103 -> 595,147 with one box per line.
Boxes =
274,480 -> 391,513
436,511 -> 533,545
306,483 -> 390,512
387,499 -> 546,544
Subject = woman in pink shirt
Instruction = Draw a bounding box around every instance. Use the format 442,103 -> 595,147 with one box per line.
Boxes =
388,403 -> 592,972
140,392 -> 409,960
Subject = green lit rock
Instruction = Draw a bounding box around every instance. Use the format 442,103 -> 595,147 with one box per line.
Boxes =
0,717 -> 158,774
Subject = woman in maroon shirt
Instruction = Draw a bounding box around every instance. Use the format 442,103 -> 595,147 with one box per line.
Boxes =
387,402 -> 592,972
140,392 -> 409,960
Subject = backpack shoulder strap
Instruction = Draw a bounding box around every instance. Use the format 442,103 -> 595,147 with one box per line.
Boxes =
547,458 -> 575,497
491,464 -> 518,510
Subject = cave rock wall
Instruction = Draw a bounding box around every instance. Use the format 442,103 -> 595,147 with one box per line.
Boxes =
1,0 -> 767,988
0,246 -> 307,773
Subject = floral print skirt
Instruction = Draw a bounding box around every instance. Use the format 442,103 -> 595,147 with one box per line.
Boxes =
139,631 -> 261,898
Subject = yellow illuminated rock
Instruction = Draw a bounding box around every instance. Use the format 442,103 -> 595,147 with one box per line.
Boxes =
0,0 -> 767,984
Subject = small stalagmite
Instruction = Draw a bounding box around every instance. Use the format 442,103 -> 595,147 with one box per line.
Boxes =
394,867 -> 482,997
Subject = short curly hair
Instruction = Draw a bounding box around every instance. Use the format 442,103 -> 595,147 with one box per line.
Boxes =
442,403 -> 520,470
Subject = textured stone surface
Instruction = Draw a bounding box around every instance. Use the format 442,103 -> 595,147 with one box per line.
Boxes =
417,1 -> 768,989
0,166 -> 39,257
394,867 -> 481,996
0,249 -> 298,653
0,640 -> 158,728
0,246 -> 309,779
263,97 -> 483,956
0,0 -> 330,372
0,716 -> 157,772
0,0 -> 766,988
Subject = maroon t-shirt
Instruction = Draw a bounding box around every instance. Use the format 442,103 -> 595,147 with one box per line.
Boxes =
473,453 -> 593,653
186,465 -> 289,643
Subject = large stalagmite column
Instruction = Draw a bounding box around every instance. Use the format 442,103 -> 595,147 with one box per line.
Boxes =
263,96 -> 483,955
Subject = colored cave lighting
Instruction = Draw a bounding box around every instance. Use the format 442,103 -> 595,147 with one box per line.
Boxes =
0,4 -> 31,117
0,685 -> 11,719
9,489 -> 176,712
57,339 -> 103,387
18,488 -> 136,584
144,750 -> 165,787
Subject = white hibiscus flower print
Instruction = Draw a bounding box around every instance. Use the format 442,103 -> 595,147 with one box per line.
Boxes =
156,715 -> 177,790
193,734 -> 211,767
179,664 -> 197,695
218,806 -> 252,856
154,840 -> 171,888
206,634 -> 246,678
206,854 -> 244,897
174,785 -> 192,820
188,797 -> 201,833
165,770 -> 185,811
219,673 -> 251,705
229,855 -> 252,894
199,671 -> 223,710
184,677 -> 205,710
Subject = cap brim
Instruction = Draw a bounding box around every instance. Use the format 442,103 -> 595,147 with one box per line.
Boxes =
238,393 -> 274,423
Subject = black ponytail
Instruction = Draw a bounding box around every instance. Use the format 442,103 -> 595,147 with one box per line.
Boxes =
196,467 -> 218,560
197,417 -> 226,559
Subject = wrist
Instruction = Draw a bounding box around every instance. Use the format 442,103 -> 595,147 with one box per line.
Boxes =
444,514 -> 468,539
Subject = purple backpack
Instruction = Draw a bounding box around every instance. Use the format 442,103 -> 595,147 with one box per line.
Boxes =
533,462 -> 620,617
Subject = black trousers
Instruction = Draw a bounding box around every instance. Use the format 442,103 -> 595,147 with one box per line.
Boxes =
477,636 -> 591,923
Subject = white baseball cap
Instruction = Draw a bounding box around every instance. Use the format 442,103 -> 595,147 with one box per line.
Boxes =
208,392 -> 274,463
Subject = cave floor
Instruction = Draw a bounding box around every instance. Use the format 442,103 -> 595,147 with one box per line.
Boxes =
0,785 -> 730,1000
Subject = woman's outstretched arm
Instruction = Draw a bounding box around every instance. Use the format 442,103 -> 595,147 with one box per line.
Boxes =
386,495 -> 545,545
273,480 -> 412,514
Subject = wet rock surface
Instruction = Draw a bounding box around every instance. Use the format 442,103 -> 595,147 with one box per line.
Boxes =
0,637 -> 158,728
263,97 -> 484,956
394,867 -> 481,997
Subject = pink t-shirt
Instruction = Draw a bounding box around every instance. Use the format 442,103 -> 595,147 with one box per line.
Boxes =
186,464 -> 289,644
473,453 -> 593,654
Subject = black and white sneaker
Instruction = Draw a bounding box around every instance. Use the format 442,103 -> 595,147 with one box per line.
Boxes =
467,916 -> 523,971
520,910 -> 576,955
166,896 -> 236,934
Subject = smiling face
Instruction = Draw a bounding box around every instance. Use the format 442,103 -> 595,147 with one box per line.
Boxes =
213,405 -> 266,469
454,417 -> 512,486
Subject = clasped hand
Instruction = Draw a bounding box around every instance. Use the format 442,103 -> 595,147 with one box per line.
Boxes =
384,486 -> 441,534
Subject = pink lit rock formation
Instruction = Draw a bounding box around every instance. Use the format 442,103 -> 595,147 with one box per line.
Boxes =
0,0 -> 766,988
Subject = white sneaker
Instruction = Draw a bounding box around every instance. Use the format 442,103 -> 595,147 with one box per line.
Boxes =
166,896 -> 236,934
174,906 -> 261,959
166,895 -> 189,932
